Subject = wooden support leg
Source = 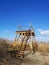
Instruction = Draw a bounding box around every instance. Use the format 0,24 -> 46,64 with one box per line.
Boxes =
22,43 -> 27,58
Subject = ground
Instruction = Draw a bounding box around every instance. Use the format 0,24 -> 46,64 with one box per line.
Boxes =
0,51 -> 49,65
21,52 -> 49,65
0,39 -> 49,65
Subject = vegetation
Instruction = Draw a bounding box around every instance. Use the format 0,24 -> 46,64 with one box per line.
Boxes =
0,38 -> 23,65
38,43 -> 49,52
0,38 -> 49,65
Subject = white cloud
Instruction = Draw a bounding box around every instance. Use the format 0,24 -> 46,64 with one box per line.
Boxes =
36,36 -> 49,42
40,30 -> 49,34
37,29 -> 49,35
37,29 -> 42,32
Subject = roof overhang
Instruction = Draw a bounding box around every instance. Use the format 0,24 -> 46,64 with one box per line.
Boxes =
16,31 -> 26,34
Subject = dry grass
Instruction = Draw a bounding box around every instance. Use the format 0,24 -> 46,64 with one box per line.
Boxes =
38,43 -> 49,52
0,39 -> 24,65
0,39 -> 49,65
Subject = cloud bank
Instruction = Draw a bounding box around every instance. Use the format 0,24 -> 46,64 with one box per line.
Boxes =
37,29 -> 49,35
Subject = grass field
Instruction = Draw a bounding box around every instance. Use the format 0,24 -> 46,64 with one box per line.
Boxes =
0,39 -> 49,65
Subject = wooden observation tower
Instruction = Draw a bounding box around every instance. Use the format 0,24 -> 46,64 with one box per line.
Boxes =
14,24 -> 37,57
8,24 -> 38,59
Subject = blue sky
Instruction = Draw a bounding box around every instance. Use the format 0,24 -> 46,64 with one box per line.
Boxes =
0,0 -> 49,41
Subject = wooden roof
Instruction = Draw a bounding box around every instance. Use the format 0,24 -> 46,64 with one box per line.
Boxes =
16,30 -> 34,34
16,31 -> 26,34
